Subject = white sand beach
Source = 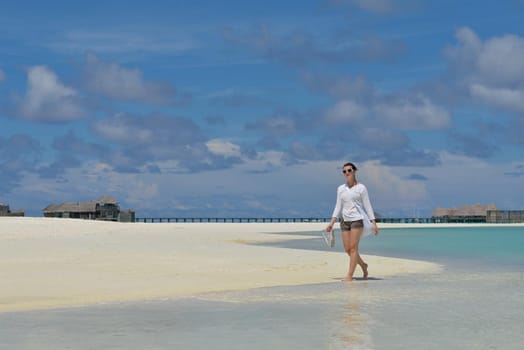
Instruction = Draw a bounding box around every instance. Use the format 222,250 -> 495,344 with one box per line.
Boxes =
0,217 -> 448,312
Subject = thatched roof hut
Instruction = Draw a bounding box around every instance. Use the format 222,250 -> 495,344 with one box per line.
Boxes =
432,204 -> 497,222
43,196 -> 121,221
96,196 -> 119,205
43,202 -> 97,214
0,202 -> 25,216
432,204 -> 497,217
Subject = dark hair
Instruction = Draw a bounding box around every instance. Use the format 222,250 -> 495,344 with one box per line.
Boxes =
343,162 -> 358,171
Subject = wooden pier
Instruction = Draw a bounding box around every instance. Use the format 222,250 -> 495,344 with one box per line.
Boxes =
135,217 -> 437,224
135,217 -> 331,223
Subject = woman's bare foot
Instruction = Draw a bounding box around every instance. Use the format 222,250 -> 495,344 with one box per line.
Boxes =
362,263 -> 368,280
342,275 -> 353,282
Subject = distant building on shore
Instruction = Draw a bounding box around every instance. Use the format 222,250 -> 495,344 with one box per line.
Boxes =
486,210 -> 524,223
43,196 -> 135,222
432,204 -> 497,223
0,203 -> 25,217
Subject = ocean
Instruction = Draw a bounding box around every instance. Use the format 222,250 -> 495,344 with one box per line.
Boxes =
1,226 -> 523,349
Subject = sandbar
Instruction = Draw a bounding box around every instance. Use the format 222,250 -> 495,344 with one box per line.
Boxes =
0,217 -> 444,312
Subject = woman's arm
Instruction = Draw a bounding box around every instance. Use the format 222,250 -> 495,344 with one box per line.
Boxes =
361,185 -> 379,235
360,185 -> 375,221
326,187 -> 341,232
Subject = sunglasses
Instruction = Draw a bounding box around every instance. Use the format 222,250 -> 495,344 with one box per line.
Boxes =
342,168 -> 354,174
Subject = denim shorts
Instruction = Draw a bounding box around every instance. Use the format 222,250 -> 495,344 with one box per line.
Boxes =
340,219 -> 364,231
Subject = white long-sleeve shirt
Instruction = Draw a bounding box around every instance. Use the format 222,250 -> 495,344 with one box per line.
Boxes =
331,183 -> 375,222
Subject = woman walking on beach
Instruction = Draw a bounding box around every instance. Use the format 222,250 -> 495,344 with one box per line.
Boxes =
325,162 -> 379,281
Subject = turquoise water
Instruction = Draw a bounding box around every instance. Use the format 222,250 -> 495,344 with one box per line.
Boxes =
359,226 -> 524,269
261,225 -> 524,270
1,226 -> 523,349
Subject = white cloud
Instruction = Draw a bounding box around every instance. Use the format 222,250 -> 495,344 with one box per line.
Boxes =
14,149 -> 524,218
19,159 -> 159,209
84,53 -> 176,105
316,77 -> 449,131
445,27 -> 482,69
357,128 -> 408,149
241,199 -> 276,212
354,155 -> 524,216
470,84 -> 524,112
323,100 -> 368,124
124,180 -> 159,207
206,139 -> 242,157
18,66 -> 85,122
374,95 -> 450,129
247,115 -> 299,136
91,113 -> 153,144
358,161 -> 429,212
477,34 -> 524,85
302,73 -> 375,99
446,27 -> 524,113
329,0 -> 422,15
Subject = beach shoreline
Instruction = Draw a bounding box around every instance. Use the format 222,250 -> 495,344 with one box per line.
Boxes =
4,217 -> 518,313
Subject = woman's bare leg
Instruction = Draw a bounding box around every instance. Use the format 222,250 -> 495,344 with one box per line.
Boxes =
359,255 -> 368,279
341,228 -> 365,281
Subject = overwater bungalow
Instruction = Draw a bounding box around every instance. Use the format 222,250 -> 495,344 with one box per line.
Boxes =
43,196 -> 135,222
432,204 -> 497,223
0,202 -> 25,217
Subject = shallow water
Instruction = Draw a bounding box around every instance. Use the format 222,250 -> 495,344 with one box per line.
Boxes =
1,226 -> 523,349
262,226 -> 524,271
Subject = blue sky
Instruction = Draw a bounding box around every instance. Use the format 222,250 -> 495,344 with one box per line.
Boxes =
1,0 -> 523,218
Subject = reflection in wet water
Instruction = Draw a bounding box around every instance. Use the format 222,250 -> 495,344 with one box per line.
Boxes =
1,272 -> 523,350
330,284 -> 373,350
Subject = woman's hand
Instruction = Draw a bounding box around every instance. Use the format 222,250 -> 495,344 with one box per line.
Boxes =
372,222 -> 379,236
325,224 -> 333,233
